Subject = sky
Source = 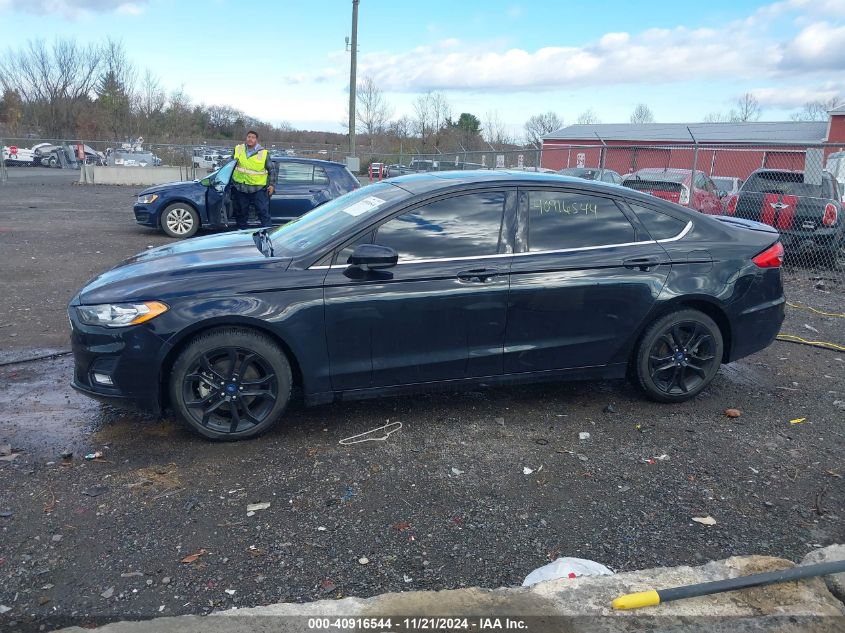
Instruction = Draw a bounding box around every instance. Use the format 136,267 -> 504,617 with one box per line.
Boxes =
0,0 -> 844,139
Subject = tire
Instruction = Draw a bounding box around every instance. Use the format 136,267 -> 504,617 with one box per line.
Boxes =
828,242 -> 845,272
160,203 -> 200,238
634,309 -> 723,403
169,328 -> 292,441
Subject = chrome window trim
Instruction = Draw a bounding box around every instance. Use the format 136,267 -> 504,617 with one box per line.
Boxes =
307,221 -> 692,269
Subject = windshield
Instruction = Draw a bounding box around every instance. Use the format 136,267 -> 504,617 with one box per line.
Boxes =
270,183 -> 409,256
711,178 -> 734,191
559,168 -> 599,179
207,159 -> 236,184
744,171 -> 826,198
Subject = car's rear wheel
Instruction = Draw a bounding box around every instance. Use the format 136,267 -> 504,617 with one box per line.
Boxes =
828,242 -> 845,272
634,309 -> 723,403
161,203 -> 200,238
170,328 -> 292,441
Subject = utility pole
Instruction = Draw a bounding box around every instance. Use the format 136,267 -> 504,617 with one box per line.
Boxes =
347,0 -> 359,162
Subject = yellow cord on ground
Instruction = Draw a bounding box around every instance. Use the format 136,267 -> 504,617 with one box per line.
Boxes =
612,589 -> 661,610
785,302 -> 845,319
776,334 -> 845,352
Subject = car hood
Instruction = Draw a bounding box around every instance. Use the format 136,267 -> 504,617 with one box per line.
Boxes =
75,231 -> 292,305
137,179 -> 203,197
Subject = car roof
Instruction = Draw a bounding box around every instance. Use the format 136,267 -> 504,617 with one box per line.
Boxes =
385,169 -> 638,196
270,156 -> 346,167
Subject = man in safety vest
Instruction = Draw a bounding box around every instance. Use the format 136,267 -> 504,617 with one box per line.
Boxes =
231,130 -> 279,230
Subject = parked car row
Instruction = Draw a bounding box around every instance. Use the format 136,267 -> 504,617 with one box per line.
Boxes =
2,143 -> 105,168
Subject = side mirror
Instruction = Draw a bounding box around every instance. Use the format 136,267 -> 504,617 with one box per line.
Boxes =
348,244 -> 398,270
200,177 -> 211,186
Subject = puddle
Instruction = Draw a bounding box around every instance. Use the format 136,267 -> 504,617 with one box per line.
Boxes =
0,355 -> 168,458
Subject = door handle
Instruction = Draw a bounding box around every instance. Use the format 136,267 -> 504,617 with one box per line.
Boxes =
457,268 -> 499,282
623,256 -> 661,271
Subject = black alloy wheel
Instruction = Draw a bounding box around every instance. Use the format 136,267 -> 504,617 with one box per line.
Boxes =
635,309 -> 723,403
170,328 -> 292,440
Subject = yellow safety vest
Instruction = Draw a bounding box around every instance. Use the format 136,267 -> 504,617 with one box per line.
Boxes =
232,144 -> 269,186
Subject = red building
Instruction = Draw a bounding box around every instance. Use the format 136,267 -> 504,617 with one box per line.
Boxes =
541,106 -> 845,179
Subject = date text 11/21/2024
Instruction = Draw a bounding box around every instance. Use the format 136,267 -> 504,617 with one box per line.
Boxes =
306,617 -> 529,630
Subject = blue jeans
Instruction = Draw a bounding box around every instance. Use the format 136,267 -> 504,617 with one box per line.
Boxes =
232,188 -> 272,229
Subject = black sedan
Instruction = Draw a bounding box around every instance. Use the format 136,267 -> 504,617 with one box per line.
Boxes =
69,171 -> 785,440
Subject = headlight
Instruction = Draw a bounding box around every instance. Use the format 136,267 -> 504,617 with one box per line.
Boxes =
137,193 -> 159,204
76,301 -> 168,328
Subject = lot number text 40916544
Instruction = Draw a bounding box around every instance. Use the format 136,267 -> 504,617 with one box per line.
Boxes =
307,617 -> 529,630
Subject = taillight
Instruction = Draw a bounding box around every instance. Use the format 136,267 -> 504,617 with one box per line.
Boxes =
679,185 -> 690,205
752,242 -> 784,268
823,203 -> 838,226
724,195 -> 738,216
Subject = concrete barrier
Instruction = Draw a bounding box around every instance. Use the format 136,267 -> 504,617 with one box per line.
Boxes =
56,548 -> 845,633
80,166 -> 196,186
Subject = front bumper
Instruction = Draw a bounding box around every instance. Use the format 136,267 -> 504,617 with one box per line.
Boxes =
133,202 -> 162,228
68,305 -> 170,414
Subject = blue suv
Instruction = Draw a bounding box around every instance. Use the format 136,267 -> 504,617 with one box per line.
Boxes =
134,157 -> 360,238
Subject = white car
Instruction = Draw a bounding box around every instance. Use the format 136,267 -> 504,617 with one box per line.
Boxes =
2,145 -> 37,166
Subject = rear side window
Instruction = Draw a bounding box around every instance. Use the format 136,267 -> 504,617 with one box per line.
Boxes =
376,192 -> 506,261
277,162 -> 329,185
627,202 -> 689,240
526,190 -> 635,251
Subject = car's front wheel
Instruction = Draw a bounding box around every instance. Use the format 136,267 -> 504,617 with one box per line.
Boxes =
160,203 -> 200,238
634,309 -> 723,403
169,328 -> 292,441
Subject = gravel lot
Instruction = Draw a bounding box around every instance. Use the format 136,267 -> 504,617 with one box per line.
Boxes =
0,170 -> 843,631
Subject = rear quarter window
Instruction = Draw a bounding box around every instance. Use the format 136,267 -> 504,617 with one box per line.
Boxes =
626,202 -> 689,240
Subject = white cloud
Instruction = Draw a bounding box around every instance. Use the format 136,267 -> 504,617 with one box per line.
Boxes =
752,80 -> 845,109
288,1 -> 844,97
0,0 -> 148,18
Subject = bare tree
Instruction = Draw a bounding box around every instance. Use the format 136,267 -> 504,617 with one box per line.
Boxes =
136,68 -> 166,123
630,103 -> 654,124
483,110 -> 512,147
524,112 -> 563,146
412,92 -> 434,149
576,108 -> 600,125
355,76 -> 392,146
703,111 -> 732,123
790,96 -> 844,121
729,93 -> 761,122
0,38 -> 103,137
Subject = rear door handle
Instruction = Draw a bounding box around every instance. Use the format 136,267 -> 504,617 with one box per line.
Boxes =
623,256 -> 661,271
457,267 -> 499,282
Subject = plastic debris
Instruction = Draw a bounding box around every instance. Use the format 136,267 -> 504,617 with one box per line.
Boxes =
523,466 -> 534,475
789,417 -> 807,425
340,487 -> 355,502
0,605 -> 10,614
803,323 -> 820,333
224,589 -> 236,596
403,574 -> 413,583
0,510 -> 13,518
725,408 -> 742,418
339,421 -> 402,445
522,557 -> 614,587
692,516 -> 717,526
100,587 -> 114,599
579,432 -> 591,441
358,557 -> 370,565
84,451 -> 103,460
654,454 -> 670,461
81,485 -> 109,497
246,502 -> 270,513
451,467 -> 464,476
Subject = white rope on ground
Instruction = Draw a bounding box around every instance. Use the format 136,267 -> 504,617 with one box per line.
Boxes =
339,421 -> 403,445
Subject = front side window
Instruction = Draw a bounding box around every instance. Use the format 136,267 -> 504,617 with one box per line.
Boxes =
375,192 -> 506,261
526,190 -> 636,251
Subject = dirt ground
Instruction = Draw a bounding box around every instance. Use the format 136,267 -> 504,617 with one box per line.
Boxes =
0,171 -> 843,631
